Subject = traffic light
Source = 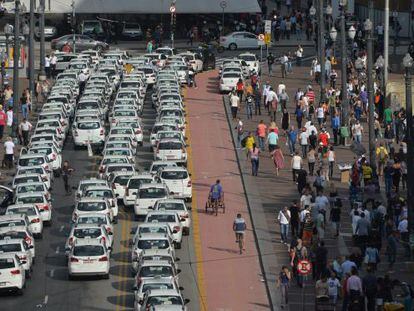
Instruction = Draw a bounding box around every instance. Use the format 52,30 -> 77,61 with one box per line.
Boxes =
66,13 -> 72,25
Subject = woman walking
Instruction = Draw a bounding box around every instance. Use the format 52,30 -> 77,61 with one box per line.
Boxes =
307,147 -> 316,176
250,143 -> 260,176
271,145 -> 285,176
277,266 -> 291,308
327,146 -> 336,180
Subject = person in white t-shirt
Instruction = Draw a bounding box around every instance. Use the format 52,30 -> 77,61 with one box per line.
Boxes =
50,53 -> 58,78
352,120 -> 363,143
3,136 -> 15,168
291,152 -> 302,182
45,55 -> 51,78
6,107 -> 13,129
277,206 -> 291,244
230,92 -> 240,120
327,272 -> 341,304
299,129 -> 309,158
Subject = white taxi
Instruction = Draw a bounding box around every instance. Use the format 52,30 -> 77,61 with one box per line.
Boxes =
131,233 -> 174,263
72,198 -> 114,223
5,204 -> 43,238
74,213 -> 114,237
82,186 -> 119,222
0,254 -> 26,295
68,239 -> 110,280
123,174 -> 155,207
154,139 -> 187,165
133,277 -> 180,310
139,289 -> 188,311
156,167 -> 192,202
154,199 -> 191,235
144,212 -> 183,249
134,183 -> 170,219
15,193 -> 52,226
65,224 -> 113,255
72,119 -> 105,148
0,238 -> 33,277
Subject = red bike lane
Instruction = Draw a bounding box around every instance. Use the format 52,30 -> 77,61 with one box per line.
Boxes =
185,71 -> 269,310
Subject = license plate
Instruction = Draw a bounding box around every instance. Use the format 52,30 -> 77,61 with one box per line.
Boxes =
83,259 -> 94,263
0,282 -> 6,286
166,155 -> 175,159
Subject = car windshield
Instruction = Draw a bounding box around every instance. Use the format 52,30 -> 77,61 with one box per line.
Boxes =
223,73 -> 241,78
17,196 -> 43,204
111,129 -> 132,135
107,142 -> 129,149
77,202 -> 106,211
147,296 -> 183,306
137,239 -> 169,249
147,214 -> 176,223
8,207 -> 36,216
78,102 -> 99,110
161,171 -> 188,180
0,232 -> 26,240
139,188 -> 167,198
114,111 -> 136,117
128,178 -> 152,189
106,149 -> 130,156
240,55 -> 256,62
73,245 -> 104,256
157,202 -> 185,211
78,122 -> 100,130
107,166 -> 133,173
158,142 -> 182,150
18,168 -> 44,175
78,216 -> 106,226
0,258 -> 16,269
102,158 -> 128,165
142,283 -> 174,292
73,228 -> 102,238
29,148 -> 52,155
17,185 -> 44,193
0,220 -> 26,227
139,226 -> 168,234
0,243 -> 22,253
19,157 -> 44,166
139,266 -> 173,278
158,133 -> 181,140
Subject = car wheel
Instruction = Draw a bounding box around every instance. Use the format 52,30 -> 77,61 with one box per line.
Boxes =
103,273 -> 109,280
228,43 -> 237,51
16,288 -> 24,296
175,242 -> 182,249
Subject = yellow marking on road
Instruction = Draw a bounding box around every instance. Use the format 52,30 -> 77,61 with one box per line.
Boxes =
183,87 -> 208,311
116,209 -> 130,311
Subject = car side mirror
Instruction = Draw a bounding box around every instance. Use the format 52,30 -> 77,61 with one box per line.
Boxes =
21,261 -> 27,265
108,231 -> 113,235
29,245 -> 34,249
175,257 -> 180,262
172,230 -> 178,234
177,269 -> 182,274
184,298 -> 190,304
187,206 -> 192,210
179,286 -> 184,291
148,206 -> 153,210
130,228 -> 136,234
180,218 -> 185,222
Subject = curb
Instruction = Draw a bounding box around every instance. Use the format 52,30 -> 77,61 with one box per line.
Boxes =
222,95 -> 279,311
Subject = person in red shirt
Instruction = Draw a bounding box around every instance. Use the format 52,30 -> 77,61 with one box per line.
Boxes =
0,106 -> 7,141
318,129 -> 330,147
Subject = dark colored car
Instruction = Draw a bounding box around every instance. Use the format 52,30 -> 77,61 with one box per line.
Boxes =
51,34 -> 108,52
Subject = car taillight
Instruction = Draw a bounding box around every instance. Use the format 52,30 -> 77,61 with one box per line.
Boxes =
99,166 -> 104,173
187,180 -> 192,187
182,213 -> 189,219
43,204 -> 49,211
57,128 -> 62,134
101,236 -> 106,244
25,236 -> 32,244
173,226 -> 181,232
100,129 -> 104,135
52,153 -> 57,160
70,257 -> 79,262
135,129 -> 141,134
105,227 -> 111,234
19,256 -> 27,261
10,269 -> 21,275
42,176 -> 48,181
220,79 -> 224,84
31,218 -> 40,223
45,165 -> 49,171
74,130 -> 79,136
99,256 -> 108,262
68,237 -> 74,245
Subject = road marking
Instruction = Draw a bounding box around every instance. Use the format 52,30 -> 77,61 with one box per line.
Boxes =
55,246 -> 60,254
59,225 -> 64,232
49,269 -> 54,278
184,87 -> 208,311
116,210 -> 130,311
43,295 -> 49,305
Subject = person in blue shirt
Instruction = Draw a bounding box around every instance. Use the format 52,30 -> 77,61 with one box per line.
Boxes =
233,213 -> 247,254
287,126 -> 298,156
210,179 -> 223,201
331,112 -> 340,145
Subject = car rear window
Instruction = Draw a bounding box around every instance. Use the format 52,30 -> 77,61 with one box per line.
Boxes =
161,171 -> 188,179
240,55 -> 256,62
158,142 -> 182,150
128,178 -> 152,189
147,296 -> 182,305
73,245 -> 104,256
139,226 -> 168,234
17,196 -> 43,204
137,239 -> 169,249
8,207 -> 37,216
85,190 -> 112,198
147,214 -> 176,223
0,258 -> 16,269
17,184 -> 44,193
19,157 -> 44,166
142,283 -> 174,292
78,122 -> 100,130
139,266 -> 173,278
157,202 -> 185,211
223,73 -> 241,78
77,202 -> 106,211
139,188 -> 167,198
0,243 -> 22,252
15,176 -> 41,184
78,216 -> 106,226
74,228 -> 102,239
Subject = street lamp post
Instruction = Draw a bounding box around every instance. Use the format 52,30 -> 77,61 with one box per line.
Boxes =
326,4 -> 333,33
29,0 -> 35,109
309,5 -> 316,52
330,26 -> 337,61
339,0 -> 348,128
170,1 -> 176,49
364,10 -> 376,172
220,1 -> 227,36
3,23 -> 13,91
12,0 -> 21,140
402,53 -> 414,257
318,0 -> 326,103
39,0 -> 46,81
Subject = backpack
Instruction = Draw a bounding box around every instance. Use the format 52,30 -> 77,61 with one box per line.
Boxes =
236,82 -> 243,92
241,136 -> 248,148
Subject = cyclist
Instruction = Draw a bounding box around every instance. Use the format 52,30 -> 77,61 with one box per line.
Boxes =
209,179 -> 223,203
233,213 -> 247,254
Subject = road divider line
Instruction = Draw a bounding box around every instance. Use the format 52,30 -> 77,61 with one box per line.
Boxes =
55,246 -> 60,254
116,210 -> 129,311
184,87 -> 208,311
43,295 -> 49,305
59,225 -> 64,232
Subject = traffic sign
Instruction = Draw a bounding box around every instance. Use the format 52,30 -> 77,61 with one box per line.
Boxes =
264,33 -> 271,45
264,20 -> 272,34
170,5 -> 176,13
297,259 -> 312,275
258,34 -> 265,41
220,0 -> 227,9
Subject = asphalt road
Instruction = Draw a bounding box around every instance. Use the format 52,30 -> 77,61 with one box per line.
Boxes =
0,91 -> 200,310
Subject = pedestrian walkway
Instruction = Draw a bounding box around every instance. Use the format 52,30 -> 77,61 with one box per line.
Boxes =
185,71 -> 270,310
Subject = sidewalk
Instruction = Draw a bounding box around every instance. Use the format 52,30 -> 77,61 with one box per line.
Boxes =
222,64 -> 413,309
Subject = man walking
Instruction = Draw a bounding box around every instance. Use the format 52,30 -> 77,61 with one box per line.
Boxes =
277,206 -> 291,244
18,118 -> 32,147
267,52 -> 275,76
62,160 -> 74,195
290,151 -> 302,182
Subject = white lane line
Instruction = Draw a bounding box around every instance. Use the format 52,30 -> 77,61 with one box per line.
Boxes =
43,295 -> 49,305
49,269 -> 54,278
59,225 -> 64,232
55,246 -> 60,254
